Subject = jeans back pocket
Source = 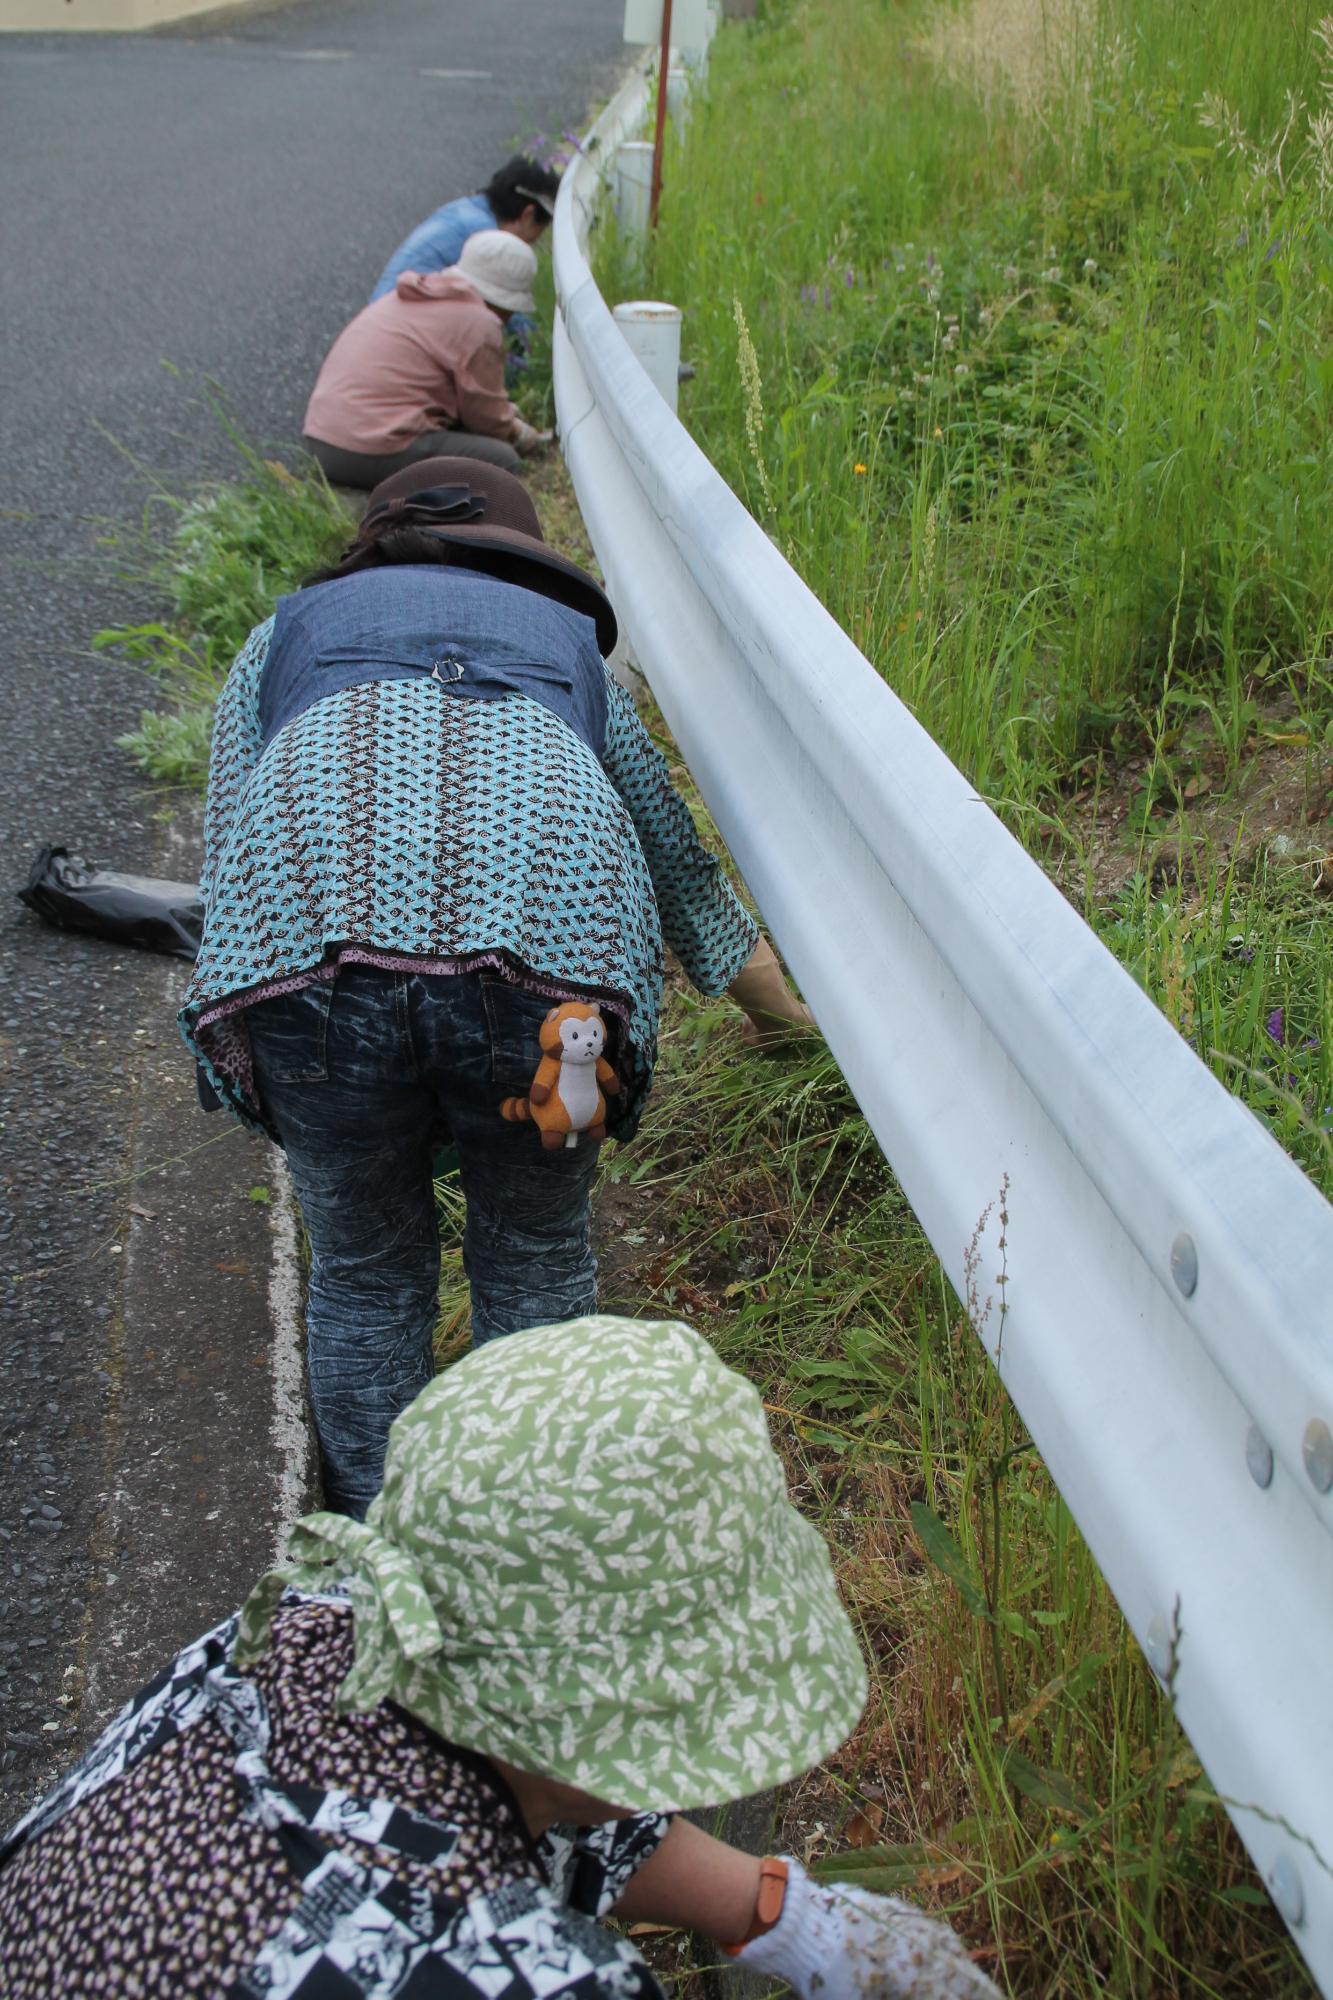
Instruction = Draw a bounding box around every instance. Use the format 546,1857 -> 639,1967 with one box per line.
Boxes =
480,975 -> 561,1091
246,979 -> 335,1083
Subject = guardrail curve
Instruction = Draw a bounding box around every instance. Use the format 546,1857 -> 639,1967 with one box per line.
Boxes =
553,62 -> 1333,1993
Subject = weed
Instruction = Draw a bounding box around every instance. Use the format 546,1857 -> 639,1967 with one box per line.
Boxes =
589,8 -> 1333,1974
96,447 -> 353,788
593,929 -> 1311,1994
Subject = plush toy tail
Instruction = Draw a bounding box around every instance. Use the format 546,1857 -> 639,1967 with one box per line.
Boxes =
500,1095 -> 532,1124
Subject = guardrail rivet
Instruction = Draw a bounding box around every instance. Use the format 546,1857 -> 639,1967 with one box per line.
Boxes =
1169,1233 -> 1198,1297
1245,1426 -> 1274,1489
1301,1419 -> 1333,1493
1269,1853 -> 1305,1927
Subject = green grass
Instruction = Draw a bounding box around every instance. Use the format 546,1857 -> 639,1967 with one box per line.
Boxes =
96,445 -> 356,788
638,0 -> 1333,813
583,4 -> 1333,1989
622,0 -> 1333,1187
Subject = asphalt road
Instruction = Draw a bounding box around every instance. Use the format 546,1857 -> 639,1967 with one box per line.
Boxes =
0,0 -> 628,1817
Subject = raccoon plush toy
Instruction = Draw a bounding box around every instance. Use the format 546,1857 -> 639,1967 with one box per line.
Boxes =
500,1002 -> 620,1149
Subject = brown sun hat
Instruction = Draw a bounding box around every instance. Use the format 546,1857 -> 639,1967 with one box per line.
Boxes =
321,457 -> 618,655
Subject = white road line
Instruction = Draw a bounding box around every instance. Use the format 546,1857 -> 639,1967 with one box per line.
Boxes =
419,68 -> 493,79
266,1149 -> 313,1558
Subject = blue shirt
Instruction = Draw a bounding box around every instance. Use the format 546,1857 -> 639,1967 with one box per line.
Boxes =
371,193 -> 497,302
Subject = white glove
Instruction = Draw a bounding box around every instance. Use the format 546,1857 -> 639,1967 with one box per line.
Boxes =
736,1858 -> 1001,1999
513,420 -> 554,457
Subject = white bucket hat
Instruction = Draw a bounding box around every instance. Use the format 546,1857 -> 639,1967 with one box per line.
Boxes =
456,228 -> 538,314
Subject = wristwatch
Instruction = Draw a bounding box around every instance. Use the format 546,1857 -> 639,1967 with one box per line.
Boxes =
721,1856 -> 789,1957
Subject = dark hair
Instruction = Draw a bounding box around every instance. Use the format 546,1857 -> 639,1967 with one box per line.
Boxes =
303,487 -> 490,588
482,154 -> 560,224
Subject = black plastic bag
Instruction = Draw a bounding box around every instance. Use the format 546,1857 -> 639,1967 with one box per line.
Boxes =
17,846 -> 204,961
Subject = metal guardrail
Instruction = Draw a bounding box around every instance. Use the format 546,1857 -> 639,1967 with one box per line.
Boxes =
553,65 -> 1333,1994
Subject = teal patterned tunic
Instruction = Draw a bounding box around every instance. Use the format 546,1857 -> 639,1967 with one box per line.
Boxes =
180,617 -> 757,1139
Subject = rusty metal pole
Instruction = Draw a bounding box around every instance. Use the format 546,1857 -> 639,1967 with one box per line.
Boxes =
648,0 -> 674,230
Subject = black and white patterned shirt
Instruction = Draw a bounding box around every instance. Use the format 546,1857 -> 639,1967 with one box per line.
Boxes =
0,1595 -> 671,1998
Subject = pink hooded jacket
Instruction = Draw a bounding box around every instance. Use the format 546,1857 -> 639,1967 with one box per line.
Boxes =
302,271 -> 523,454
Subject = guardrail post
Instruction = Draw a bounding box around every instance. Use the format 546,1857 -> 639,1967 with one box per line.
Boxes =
611,300 -> 683,412
666,63 -> 691,125
612,139 -> 654,241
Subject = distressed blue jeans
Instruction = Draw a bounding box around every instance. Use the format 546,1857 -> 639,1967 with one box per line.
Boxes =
247,965 -> 601,1517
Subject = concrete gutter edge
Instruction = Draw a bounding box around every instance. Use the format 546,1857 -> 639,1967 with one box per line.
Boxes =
79,943 -> 315,1730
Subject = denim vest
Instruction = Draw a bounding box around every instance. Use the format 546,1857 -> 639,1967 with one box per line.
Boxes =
259,566 -> 608,758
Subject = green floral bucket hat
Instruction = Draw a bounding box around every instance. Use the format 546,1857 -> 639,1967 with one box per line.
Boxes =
236,1315 -> 868,1813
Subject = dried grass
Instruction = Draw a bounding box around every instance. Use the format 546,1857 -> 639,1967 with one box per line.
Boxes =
913,0 -> 1099,122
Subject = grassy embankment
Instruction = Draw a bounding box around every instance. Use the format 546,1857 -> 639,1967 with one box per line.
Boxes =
578,0 -> 1333,1993
630,0 -> 1333,1186
99,14 -> 1333,1974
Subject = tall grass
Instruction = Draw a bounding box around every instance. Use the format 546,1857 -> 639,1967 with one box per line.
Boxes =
641,0 -> 1333,809
591,4 -> 1333,1989
596,968 -> 1312,1995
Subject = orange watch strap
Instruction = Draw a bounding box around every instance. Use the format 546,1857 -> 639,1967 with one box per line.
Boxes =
720,1856 -> 790,1958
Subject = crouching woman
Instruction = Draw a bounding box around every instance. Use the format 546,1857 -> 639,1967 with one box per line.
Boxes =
0,1317 -> 999,2000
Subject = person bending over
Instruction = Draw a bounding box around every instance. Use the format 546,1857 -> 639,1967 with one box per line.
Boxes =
0,1315 -> 1000,2000
183,458 -> 810,1515
370,152 -> 559,303
304,231 -> 551,486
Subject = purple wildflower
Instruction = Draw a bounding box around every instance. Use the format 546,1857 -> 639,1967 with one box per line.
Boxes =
926,249 -> 936,273
1266,1007 -> 1285,1046
823,284 -> 831,310
844,268 -> 856,287
800,284 -> 817,306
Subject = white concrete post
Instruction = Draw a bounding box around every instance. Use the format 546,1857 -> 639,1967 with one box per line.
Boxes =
612,140 -> 654,242
612,301 -> 683,413
666,64 -> 691,125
